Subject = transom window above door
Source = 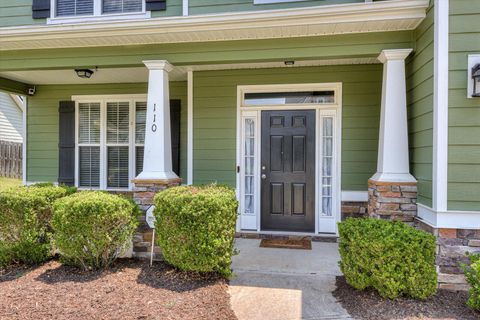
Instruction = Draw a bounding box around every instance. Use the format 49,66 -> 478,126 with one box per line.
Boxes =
240,84 -> 338,107
50,0 -> 149,23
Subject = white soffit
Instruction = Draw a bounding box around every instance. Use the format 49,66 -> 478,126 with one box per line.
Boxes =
0,0 -> 429,51
0,57 -> 378,85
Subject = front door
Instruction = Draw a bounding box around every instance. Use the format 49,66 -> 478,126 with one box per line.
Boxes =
261,110 -> 316,232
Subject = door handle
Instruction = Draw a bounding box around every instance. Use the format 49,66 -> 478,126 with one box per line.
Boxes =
261,174 -> 267,180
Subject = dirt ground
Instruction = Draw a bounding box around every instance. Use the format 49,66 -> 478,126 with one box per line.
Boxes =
0,259 -> 236,320
333,276 -> 479,320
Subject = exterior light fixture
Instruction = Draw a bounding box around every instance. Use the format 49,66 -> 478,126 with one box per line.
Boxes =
472,64 -> 480,97
75,68 -> 94,79
284,60 -> 295,66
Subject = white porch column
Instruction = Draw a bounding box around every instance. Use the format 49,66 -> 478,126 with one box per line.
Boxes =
135,60 -> 179,181
371,49 -> 416,183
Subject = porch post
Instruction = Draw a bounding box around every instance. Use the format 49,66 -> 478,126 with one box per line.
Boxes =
132,60 -> 181,260
135,60 -> 179,182
368,49 -> 418,222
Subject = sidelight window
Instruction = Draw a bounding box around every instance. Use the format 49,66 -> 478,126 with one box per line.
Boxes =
244,118 -> 256,214
320,116 -> 334,216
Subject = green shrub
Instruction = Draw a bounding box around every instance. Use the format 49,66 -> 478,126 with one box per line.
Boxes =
52,191 -> 139,270
154,185 -> 238,277
462,253 -> 480,311
0,184 -> 76,265
338,218 -> 437,299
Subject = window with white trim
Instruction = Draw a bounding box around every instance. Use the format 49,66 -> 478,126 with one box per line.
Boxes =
53,0 -> 146,19
76,98 -> 146,190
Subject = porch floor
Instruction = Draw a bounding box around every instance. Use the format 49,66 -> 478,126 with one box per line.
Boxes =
228,238 -> 352,320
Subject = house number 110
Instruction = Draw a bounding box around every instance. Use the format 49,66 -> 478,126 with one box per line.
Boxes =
151,103 -> 157,132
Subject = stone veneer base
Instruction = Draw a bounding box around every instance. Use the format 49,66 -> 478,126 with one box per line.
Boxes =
368,179 -> 417,222
415,218 -> 480,291
132,178 -> 182,260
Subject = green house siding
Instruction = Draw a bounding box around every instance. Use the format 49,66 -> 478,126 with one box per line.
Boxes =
188,0 -> 363,15
448,0 -> 480,211
406,0 -> 434,208
26,82 -> 188,183
193,65 -> 382,190
0,0 -> 45,28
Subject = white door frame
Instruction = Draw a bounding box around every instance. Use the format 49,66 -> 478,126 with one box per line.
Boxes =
236,83 -> 343,235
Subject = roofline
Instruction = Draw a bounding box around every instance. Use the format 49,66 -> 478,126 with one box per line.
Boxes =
0,0 -> 429,51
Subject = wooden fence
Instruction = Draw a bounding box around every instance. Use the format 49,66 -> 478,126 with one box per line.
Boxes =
0,140 -> 22,179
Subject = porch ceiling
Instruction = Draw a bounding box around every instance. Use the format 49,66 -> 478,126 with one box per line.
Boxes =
0,0 -> 429,51
0,57 -> 379,85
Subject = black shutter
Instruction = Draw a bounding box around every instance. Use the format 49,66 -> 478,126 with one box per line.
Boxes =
32,0 -> 50,19
170,100 -> 181,177
58,101 -> 76,186
146,0 -> 166,11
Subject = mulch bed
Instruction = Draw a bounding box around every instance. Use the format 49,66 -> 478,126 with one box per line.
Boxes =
333,276 -> 480,320
0,259 -> 236,320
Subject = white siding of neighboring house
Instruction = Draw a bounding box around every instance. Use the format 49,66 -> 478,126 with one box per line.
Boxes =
0,92 -> 23,143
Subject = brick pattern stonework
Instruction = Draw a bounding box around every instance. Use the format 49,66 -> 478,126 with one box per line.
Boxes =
341,201 -> 368,220
368,179 -> 417,222
415,219 -> 480,291
132,179 -> 181,260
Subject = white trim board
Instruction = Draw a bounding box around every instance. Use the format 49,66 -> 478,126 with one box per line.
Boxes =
187,71 -> 193,185
0,0 -> 429,51
341,191 -> 368,202
432,0 -> 449,212
417,204 -> 480,230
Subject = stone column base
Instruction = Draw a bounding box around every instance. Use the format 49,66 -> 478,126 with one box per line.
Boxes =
415,219 -> 480,291
368,179 -> 417,223
131,178 -> 182,260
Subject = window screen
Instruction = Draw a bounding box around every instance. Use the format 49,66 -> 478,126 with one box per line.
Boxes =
57,0 -> 94,17
103,0 -> 142,14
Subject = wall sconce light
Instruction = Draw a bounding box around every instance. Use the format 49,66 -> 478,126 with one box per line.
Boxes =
472,64 -> 480,98
75,68 -> 94,79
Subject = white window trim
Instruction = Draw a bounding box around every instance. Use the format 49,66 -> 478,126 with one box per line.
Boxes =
73,94 -> 147,191
48,0 -> 151,25
236,83 -> 342,235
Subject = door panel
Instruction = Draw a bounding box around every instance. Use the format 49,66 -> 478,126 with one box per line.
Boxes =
261,110 -> 316,232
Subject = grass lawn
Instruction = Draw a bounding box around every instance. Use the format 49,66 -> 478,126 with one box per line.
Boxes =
0,177 -> 21,191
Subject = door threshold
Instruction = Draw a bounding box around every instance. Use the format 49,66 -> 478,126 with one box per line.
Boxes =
235,231 -> 338,242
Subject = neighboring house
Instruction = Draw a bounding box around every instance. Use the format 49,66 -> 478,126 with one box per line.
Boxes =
0,0 -> 479,287
0,92 -> 23,143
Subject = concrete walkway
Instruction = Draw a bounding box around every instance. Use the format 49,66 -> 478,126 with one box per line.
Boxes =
228,238 -> 353,320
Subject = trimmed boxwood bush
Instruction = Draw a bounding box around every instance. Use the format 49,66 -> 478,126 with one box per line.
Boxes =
52,191 -> 139,270
462,253 -> 480,311
0,184 -> 76,266
154,185 -> 238,277
338,218 -> 437,299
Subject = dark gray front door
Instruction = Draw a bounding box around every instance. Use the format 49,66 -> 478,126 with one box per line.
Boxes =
261,110 -> 316,232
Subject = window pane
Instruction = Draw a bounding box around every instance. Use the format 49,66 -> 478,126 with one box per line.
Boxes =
107,146 -> 129,188
79,146 -> 100,187
243,117 -> 255,215
135,102 -> 147,144
78,103 -> 100,144
321,116 -> 334,216
135,146 -> 144,177
244,91 -> 335,106
107,102 -> 130,144
57,0 -> 94,16
103,0 -> 142,14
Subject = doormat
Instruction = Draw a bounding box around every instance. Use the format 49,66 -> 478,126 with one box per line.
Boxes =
259,239 -> 312,250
